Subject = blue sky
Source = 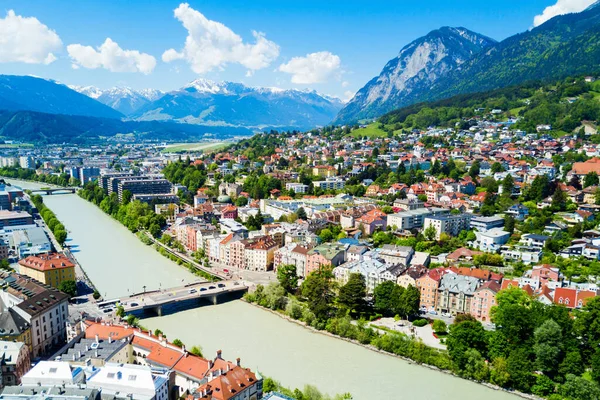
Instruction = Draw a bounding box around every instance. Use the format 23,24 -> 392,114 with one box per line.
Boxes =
0,0 -> 589,99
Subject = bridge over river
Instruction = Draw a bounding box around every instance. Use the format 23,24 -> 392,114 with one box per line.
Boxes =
115,280 -> 248,316
30,187 -> 77,195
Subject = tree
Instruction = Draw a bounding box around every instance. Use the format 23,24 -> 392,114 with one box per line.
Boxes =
462,349 -> 489,381
447,318 -> 488,371
277,264 -> 299,294
559,350 -> 585,378
551,186 -> 567,211
430,159 -> 442,175
122,189 -> 133,205
296,207 -> 307,220
469,160 -> 480,179
506,347 -> 535,392
235,196 -> 248,206
569,174 -> 582,190
319,228 -> 334,243
491,162 -> 504,173
301,267 -> 335,321
433,319 -> 447,334
424,225 -> 437,241
373,281 -> 397,315
490,357 -> 511,387
54,229 -> 67,246
585,171 -> 600,188
560,374 -> 600,400
504,214 -> 515,235
172,339 -> 184,347
190,346 -> 203,357
400,284 -> 420,319
533,319 -> 563,377
502,174 -> 515,197
338,273 -> 366,314
58,280 -> 77,297
149,223 -> 162,239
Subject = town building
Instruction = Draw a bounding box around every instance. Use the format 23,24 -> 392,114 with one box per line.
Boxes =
18,254 -> 75,289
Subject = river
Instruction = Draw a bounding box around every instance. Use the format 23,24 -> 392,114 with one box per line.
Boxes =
8,179 -> 519,400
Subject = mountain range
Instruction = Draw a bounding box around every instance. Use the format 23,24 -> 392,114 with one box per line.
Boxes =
335,2 -> 600,124
69,86 -> 165,115
130,79 -> 344,129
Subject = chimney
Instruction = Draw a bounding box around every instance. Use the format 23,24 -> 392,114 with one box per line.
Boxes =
236,358 -> 240,367
94,350 -> 98,358
158,333 -> 163,341
216,350 -> 222,359
182,344 -> 186,352
95,334 -> 99,344
208,360 -> 213,369
108,334 -> 113,344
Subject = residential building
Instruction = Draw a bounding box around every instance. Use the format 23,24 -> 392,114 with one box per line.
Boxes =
312,165 -> 337,178
0,212 -> 33,229
387,208 -> 449,231
85,363 -> 169,400
18,157 -> 35,170
285,183 -> 309,194
436,274 -> 480,315
423,214 -> 471,240
472,229 -> 511,252
0,341 -> 31,387
470,215 -> 504,232
0,272 -> 69,357
274,244 -> 309,278
18,254 -> 75,289
79,167 -> 101,184
305,243 -> 346,276
470,281 -> 501,322
117,178 -> 173,202
313,178 -> 345,191
218,183 -> 242,198
416,269 -> 448,312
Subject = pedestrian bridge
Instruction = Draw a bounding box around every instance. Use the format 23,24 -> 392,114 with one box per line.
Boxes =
116,280 -> 248,316
30,187 -> 77,195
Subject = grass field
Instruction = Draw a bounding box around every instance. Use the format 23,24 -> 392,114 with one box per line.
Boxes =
161,142 -> 229,154
349,123 -> 388,138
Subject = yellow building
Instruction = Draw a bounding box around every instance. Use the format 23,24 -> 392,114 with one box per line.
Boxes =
312,165 -> 337,178
18,253 -> 75,289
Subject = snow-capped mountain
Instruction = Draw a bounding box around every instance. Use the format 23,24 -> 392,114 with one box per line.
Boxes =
334,27 -> 496,124
131,79 -> 344,130
69,86 -> 165,115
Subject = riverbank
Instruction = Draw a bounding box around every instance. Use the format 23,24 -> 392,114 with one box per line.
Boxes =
7,178 -> 521,400
243,299 -> 540,400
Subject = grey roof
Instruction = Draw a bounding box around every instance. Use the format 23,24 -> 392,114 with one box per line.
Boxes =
1,385 -> 99,400
55,338 -> 129,363
439,274 -> 480,295
0,304 -> 30,338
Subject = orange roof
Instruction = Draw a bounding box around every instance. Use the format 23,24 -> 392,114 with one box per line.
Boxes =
173,354 -> 211,381
84,322 -> 134,341
19,253 -> 75,272
191,367 -> 259,400
132,335 -> 183,368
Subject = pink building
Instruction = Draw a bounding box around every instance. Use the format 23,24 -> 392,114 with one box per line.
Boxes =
221,205 -> 238,219
470,281 -> 501,322
530,264 -> 560,284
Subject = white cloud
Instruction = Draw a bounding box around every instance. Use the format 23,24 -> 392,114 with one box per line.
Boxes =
343,90 -> 355,103
163,3 -> 280,74
278,51 -> 341,84
342,81 -> 349,88
533,0 -> 595,27
0,10 -> 61,64
67,38 -> 156,74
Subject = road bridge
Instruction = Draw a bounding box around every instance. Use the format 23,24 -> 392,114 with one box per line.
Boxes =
115,280 -> 248,316
30,187 -> 77,195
